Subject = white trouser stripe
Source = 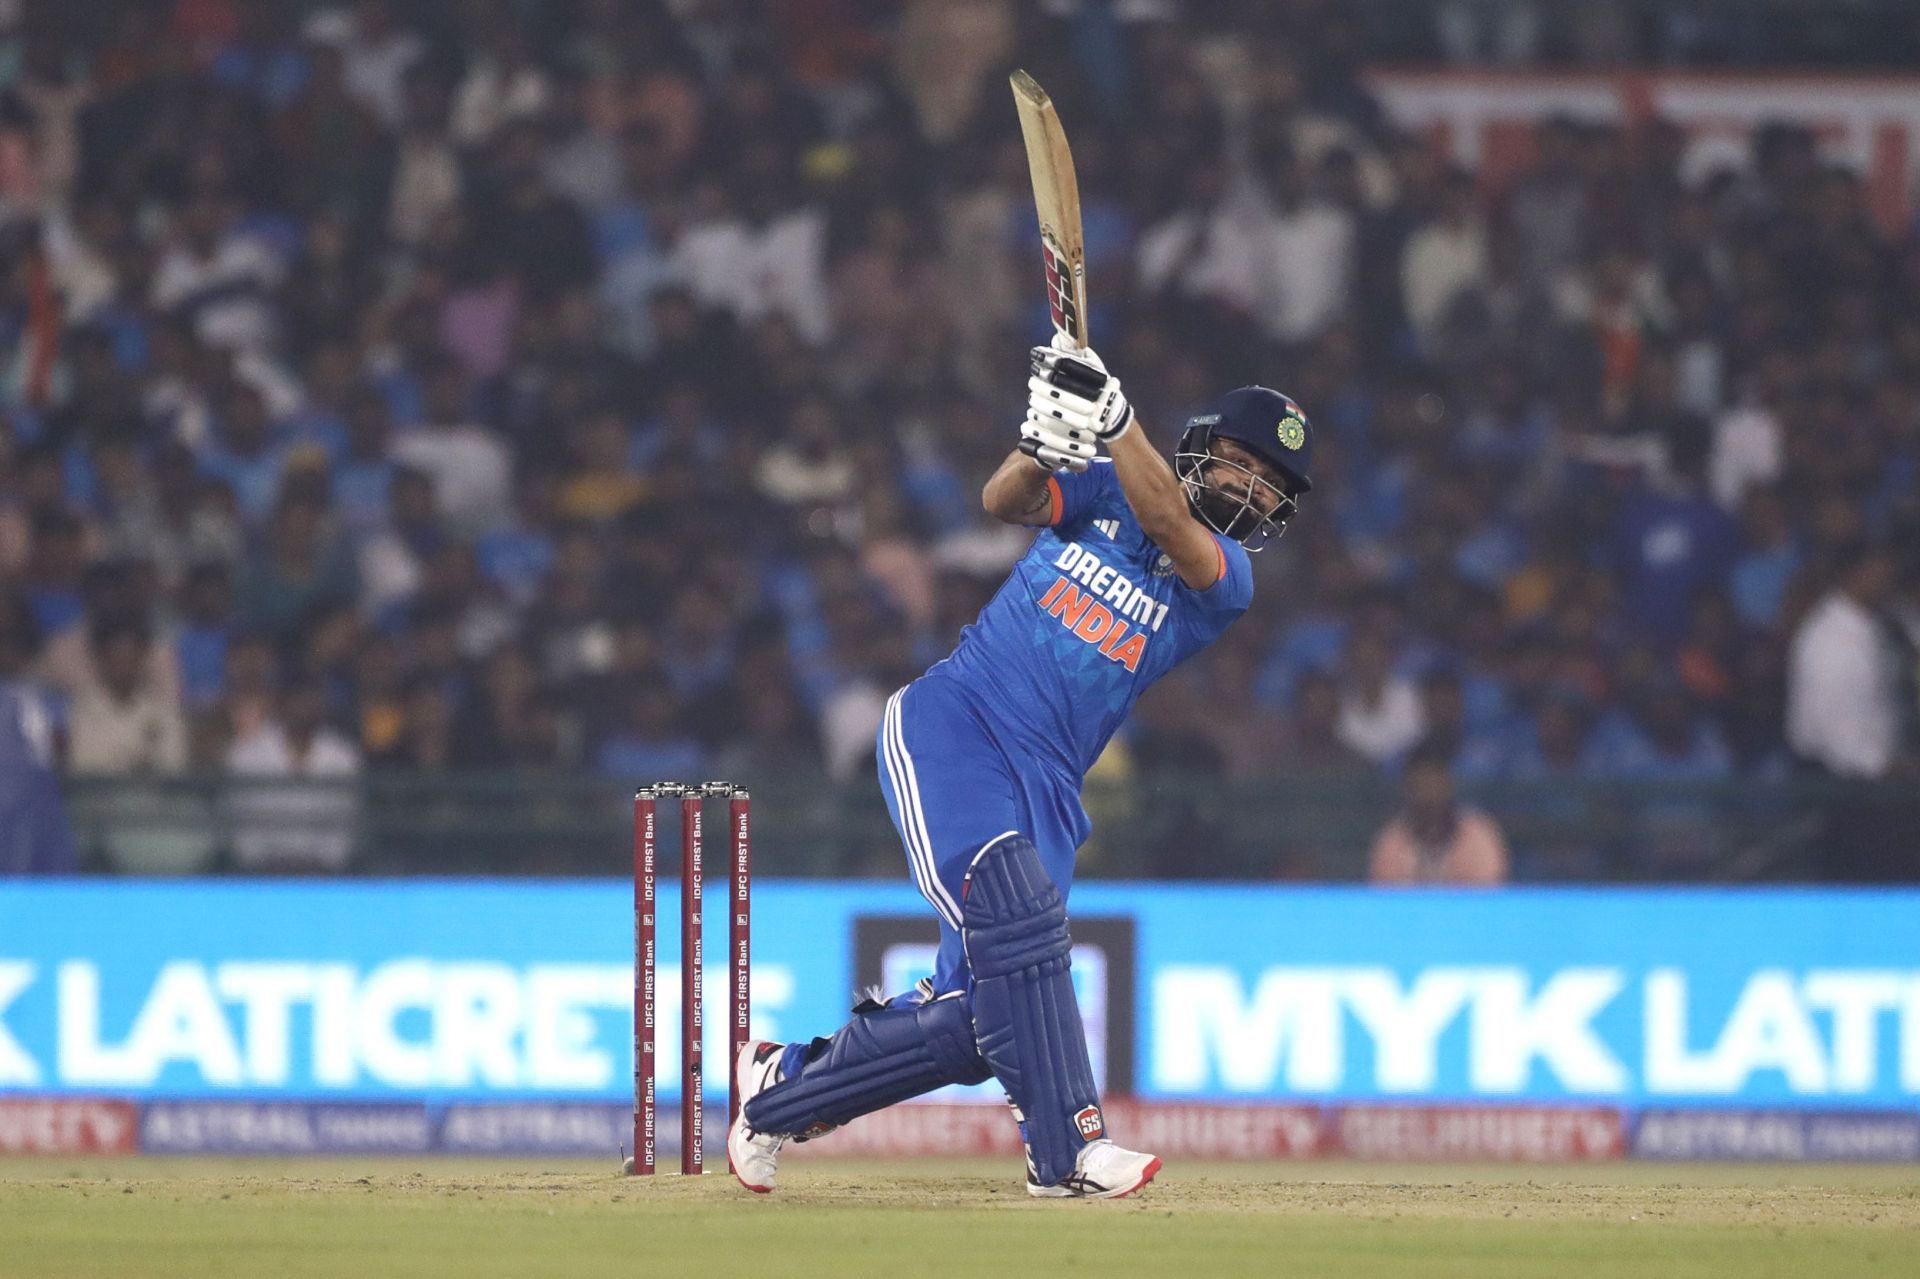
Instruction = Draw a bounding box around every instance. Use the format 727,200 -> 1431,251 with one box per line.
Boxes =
880,692 -> 927,906
881,691 -> 939,921
886,693 -> 957,928
890,691 -> 962,928
884,689 -> 963,928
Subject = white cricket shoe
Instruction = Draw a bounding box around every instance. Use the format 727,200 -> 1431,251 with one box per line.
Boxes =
1026,1138 -> 1163,1199
727,1041 -> 789,1193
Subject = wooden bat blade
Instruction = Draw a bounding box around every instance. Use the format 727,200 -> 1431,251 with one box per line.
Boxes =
1010,69 -> 1089,348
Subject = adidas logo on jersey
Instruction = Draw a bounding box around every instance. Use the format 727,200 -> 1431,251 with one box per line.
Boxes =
1092,518 -> 1120,539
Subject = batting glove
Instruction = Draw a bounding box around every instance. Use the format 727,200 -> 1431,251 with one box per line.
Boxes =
1019,410 -> 1095,473
1028,344 -> 1133,443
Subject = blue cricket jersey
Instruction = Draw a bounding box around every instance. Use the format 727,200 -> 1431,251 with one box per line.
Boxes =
927,459 -> 1254,777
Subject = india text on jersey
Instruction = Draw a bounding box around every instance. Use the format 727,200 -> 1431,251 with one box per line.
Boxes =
1034,545 -> 1171,673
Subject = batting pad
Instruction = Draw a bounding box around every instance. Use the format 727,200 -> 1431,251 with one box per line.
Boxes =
743,988 -> 990,1139
963,833 -> 1103,1186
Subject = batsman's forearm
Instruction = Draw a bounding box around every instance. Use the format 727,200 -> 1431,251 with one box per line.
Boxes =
982,449 -> 1056,525
1106,419 -> 1188,539
1110,423 -> 1222,588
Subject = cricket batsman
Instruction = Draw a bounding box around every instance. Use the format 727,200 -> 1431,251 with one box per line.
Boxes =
728,340 -> 1314,1197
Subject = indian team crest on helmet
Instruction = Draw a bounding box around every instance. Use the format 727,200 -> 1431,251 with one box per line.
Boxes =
1277,413 -> 1306,451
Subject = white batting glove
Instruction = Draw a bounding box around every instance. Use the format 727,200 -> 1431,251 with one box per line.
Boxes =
1028,344 -> 1132,443
1019,410 -> 1095,472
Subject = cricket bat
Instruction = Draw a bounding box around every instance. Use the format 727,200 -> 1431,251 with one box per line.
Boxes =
1010,69 -> 1089,351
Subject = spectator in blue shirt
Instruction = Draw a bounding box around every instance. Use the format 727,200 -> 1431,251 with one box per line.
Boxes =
1499,688 -> 1611,876
276,342 -> 357,465
595,678 -> 703,780
197,383 -> 289,525
1400,667 -> 1514,780
1254,555 -> 1358,707
1456,357 -> 1550,476
476,469 -> 561,609
1584,675 -> 1734,780
236,492 -> 359,645
174,563 -> 235,713
0,678 -> 76,874
1608,424 -> 1740,648
209,3 -> 310,108
1728,484 -> 1799,633
23,511 -> 88,637
0,593 -> 63,770
1506,690 -> 1596,780
631,384 -> 729,471
332,389 -> 400,541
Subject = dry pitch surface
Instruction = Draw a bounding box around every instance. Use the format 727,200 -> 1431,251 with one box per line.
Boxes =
2,1156 -> 1917,1278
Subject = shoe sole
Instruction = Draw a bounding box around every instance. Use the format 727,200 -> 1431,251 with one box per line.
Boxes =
1104,1156 -> 1162,1199
1026,1155 -> 1163,1199
730,1041 -> 778,1194
731,1164 -> 773,1194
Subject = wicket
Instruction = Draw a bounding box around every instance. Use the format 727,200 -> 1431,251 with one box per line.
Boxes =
631,782 -> 751,1176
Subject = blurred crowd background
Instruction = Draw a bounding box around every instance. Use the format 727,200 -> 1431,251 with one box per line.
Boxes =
2,0 -> 1919,881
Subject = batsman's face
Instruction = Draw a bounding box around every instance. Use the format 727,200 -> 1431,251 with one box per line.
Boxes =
1194,439 -> 1293,533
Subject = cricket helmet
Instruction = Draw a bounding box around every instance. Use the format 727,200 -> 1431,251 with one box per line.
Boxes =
1174,386 -> 1314,550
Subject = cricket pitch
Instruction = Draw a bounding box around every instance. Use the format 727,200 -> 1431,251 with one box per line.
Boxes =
3,1156 -> 1916,1278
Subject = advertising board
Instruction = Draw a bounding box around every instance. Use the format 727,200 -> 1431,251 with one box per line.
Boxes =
3,883 -> 1917,1111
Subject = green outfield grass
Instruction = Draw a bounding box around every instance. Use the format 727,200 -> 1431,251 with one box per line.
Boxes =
2,1157 -> 1916,1279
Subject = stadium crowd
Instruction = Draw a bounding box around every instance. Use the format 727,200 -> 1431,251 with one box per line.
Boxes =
1,1 -> 1918,876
